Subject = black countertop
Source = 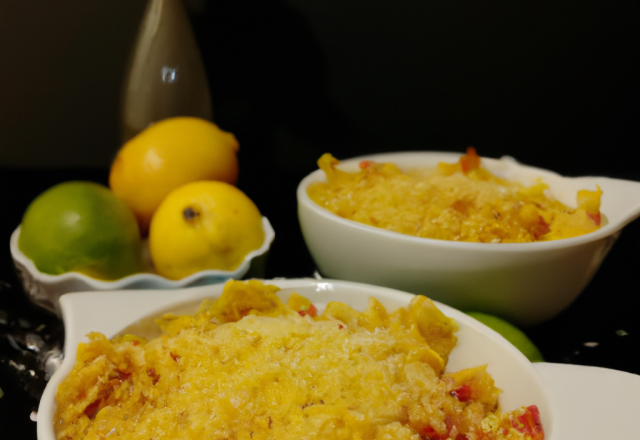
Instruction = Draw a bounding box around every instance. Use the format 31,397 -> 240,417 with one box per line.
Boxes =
1,165 -> 639,438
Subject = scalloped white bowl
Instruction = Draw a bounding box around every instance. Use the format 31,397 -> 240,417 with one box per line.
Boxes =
297,151 -> 640,325
37,278 -> 555,440
10,217 -> 275,316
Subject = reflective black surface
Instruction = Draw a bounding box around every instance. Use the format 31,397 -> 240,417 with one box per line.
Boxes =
1,165 -> 639,439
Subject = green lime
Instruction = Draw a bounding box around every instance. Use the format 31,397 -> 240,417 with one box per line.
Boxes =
466,312 -> 545,362
18,181 -> 145,280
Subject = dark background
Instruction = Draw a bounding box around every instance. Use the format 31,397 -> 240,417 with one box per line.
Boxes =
1,1 -> 638,175
1,0 -> 639,437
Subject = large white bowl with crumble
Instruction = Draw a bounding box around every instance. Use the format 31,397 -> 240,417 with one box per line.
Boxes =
297,151 -> 640,325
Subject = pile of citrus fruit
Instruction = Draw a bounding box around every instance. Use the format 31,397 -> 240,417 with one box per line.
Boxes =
18,117 -> 265,281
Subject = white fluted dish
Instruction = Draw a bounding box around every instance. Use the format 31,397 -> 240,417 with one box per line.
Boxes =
297,151 -> 640,325
10,217 -> 275,316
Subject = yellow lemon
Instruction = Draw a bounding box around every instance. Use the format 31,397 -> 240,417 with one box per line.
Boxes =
149,181 -> 264,280
109,117 -> 239,234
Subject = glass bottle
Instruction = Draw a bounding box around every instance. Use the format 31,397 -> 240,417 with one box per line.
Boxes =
120,0 -> 212,143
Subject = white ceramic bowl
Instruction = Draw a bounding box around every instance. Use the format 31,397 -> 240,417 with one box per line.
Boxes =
10,217 -> 275,316
37,278 -> 554,440
297,151 -> 640,325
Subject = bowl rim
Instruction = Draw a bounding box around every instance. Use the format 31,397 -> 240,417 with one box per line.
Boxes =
297,150 -> 640,251
10,216 -> 275,289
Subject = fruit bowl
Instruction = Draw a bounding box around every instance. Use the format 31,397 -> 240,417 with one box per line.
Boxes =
9,217 -> 275,316
297,151 -> 640,325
